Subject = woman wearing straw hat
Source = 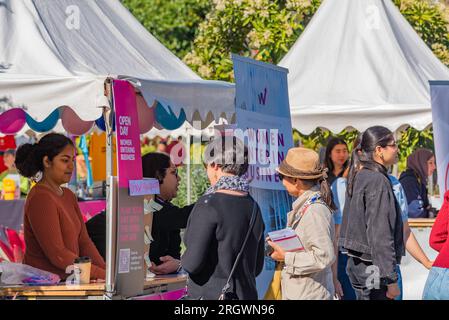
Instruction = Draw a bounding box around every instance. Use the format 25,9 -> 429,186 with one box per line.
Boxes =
267,147 -> 336,300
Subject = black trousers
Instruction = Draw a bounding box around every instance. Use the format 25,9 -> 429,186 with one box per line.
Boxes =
346,256 -> 392,300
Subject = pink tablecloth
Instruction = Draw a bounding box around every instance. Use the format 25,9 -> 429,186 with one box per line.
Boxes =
131,288 -> 187,300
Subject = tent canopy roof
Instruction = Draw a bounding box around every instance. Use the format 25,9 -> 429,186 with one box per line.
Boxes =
0,0 -> 234,133
279,0 -> 449,134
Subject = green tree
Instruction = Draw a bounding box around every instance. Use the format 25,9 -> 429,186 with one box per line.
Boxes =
122,0 -> 211,59
394,0 -> 449,65
172,164 -> 210,208
295,128 -> 360,153
184,0 -> 321,81
397,126 -> 435,172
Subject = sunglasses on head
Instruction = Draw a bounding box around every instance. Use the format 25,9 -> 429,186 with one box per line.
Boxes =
278,173 -> 297,182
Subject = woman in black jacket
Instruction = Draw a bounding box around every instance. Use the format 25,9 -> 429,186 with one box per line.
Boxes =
339,126 -> 405,300
182,137 -> 265,300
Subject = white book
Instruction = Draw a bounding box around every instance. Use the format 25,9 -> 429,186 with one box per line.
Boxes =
268,227 -> 304,252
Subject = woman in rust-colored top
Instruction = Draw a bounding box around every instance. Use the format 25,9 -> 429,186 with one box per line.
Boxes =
15,133 -> 105,280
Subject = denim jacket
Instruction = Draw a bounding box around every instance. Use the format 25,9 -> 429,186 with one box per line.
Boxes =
338,166 -> 405,285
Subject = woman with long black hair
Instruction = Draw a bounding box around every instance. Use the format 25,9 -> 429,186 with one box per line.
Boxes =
324,137 -> 349,186
324,137 -> 350,299
339,126 -> 405,300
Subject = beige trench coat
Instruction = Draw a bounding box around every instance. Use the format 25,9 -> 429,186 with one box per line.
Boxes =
281,187 -> 336,300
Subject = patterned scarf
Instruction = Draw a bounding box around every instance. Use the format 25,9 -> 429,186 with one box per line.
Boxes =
204,175 -> 249,195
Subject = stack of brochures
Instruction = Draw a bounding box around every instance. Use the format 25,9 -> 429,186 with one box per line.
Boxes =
268,227 -> 304,252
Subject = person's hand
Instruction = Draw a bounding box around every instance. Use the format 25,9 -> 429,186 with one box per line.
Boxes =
423,260 -> 434,270
386,283 -> 401,300
428,207 -> 438,218
267,241 -> 286,262
333,277 -> 344,300
92,279 -> 105,283
149,256 -> 180,275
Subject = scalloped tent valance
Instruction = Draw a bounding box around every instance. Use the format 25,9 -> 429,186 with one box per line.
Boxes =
0,95 -> 234,136
0,0 -> 235,136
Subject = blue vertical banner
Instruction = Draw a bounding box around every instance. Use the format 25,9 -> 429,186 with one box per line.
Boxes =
232,54 -> 294,299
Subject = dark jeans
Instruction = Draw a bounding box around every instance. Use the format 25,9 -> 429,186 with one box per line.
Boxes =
346,256 -> 392,300
337,251 -> 356,300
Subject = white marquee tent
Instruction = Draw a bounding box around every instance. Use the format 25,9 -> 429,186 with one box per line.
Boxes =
0,0 -> 235,129
279,0 -> 449,134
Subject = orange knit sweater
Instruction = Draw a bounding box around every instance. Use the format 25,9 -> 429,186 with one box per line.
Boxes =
23,184 -> 106,280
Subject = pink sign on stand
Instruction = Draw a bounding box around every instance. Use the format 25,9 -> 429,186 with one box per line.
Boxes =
115,81 -> 143,187
113,79 -> 145,298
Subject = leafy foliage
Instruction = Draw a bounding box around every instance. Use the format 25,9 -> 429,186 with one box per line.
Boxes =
183,0 -> 321,81
122,0 -> 211,59
172,164 -> 210,208
397,126 -> 434,172
394,0 -> 449,65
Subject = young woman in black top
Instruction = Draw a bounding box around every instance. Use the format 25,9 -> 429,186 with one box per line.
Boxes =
86,152 -> 194,274
142,152 -> 195,274
339,126 -> 405,300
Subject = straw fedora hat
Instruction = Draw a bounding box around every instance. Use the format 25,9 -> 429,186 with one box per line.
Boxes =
276,147 -> 328,180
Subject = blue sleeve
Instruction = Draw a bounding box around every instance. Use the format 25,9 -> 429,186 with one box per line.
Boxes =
331,178 -> 346,225
389,176 -> 408,222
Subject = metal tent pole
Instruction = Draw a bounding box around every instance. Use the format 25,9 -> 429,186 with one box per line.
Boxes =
104,79 -> 117,299
392,128 -> 401,177
186,128 -> 191,205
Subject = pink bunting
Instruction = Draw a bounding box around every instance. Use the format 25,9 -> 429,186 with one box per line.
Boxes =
60,106 -> 94,135
0,109 -> 26,134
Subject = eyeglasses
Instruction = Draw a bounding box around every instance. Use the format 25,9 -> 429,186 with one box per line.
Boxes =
278,173 -> 285,181
386,142 -> 397,148
169,168 -> 178,177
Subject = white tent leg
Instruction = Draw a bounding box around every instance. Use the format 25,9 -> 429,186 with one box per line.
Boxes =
104,80 -> 116,298
186,128 -> 191,205
392,128 -> 401,177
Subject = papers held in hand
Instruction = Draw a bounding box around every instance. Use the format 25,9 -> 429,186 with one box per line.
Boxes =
268,228 -> 304,252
